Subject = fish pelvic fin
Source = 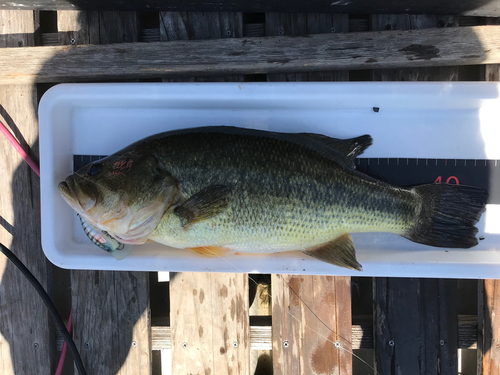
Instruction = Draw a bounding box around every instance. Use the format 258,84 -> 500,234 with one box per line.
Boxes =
303,234 -> 362,271
189,246 -> 235,257
174,185 -> 230,227
405,184 -> 488,248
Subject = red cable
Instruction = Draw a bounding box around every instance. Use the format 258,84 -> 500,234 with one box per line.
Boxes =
1,118 -> 73,374
55,310 -> 73,375
0,119 -> 40,177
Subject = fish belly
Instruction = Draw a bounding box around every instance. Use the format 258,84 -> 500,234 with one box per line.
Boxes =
149,172 -> 419,253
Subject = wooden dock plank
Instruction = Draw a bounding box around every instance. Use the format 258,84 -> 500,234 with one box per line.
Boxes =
159,10 -> 244,82
371,14 -> 459,81
375,278 -> 458,374
2,25 -> 500,84
170,272 -> 250,374
61,10 -> 151,375
71,271 -> 150,374
161,11 -> 249,375
271,275 -> 352,375
480,279 -> 500,375
2,0 -> 500,17
0,10 -> 54,375
266,16 -> 352,372
266,12 -> 349,81
479,61 -> 500,375
372,17 -> 459,374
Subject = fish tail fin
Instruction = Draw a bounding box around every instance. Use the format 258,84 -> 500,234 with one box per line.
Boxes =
404,184 -> 488,248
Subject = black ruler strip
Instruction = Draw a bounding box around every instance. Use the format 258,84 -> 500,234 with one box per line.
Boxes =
74,156 -> 500,204
356,158 -> 498,204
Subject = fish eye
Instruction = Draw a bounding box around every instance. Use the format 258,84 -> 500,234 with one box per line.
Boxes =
88,163 -> 102,176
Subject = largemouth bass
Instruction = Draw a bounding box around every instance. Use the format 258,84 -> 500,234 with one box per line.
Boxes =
59,126 -> 487,270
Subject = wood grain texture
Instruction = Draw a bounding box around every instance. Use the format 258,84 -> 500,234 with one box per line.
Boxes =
71,271 -> 151,374
371,30 -> 459,372
2,25 -> 500,84
480,62 -> 500,375
62,10 -> 151,375
272,275 -> 352,375
0,10 -> 54,375
480,280 -> 500,375
1,0 -> 500,17
159,11 -> 243,82
371,14 -> 459,81
267,25 -> 352,373
266,12 -> 349,82
56,315 -> 480,351
169,272 -> 250,375
375,278 -> 458,375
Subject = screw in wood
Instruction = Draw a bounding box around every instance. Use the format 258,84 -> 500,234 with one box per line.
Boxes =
34,343 -> 39,349
85,342 -> 91,349
283,341 -> 289,348
334,341 -> 341,348
132,341 -> 137,347
226,29 -> 232,37
330,27 -> 336,33
70,38 -> 76,45
182,342 -> 188,348
232,341 -> 238,348
278,28 -> 285,36
439,340 -> 445,346
388,340 -> 395,347
172,34 -> 177,40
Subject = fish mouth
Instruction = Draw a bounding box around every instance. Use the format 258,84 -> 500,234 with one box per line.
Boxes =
59,179 -> 97,212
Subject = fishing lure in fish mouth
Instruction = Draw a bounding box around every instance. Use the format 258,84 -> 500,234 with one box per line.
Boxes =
77,214 -> 131,260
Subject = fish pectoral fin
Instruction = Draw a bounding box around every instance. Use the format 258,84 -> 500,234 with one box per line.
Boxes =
189,246 -> 234,257
174,185 -> 230,227
303,234 -> 362,271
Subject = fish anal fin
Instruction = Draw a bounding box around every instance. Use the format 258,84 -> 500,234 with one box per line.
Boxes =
174,185 -> 230,227
189,246 -> 234,257
303,234 -> 362,271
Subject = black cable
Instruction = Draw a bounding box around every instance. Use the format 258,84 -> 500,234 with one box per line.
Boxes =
0,242 -> 87,375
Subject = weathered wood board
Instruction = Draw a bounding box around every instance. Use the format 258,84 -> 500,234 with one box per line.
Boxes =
371,14 -> 459,81
375,278 -> 458,375
479,58 -> 500,375
0,9 -> 54,375
371,16 -> 460,375
272,275 -> 352,375
265,18 -> 353,372
266,12 -> 349,81
71,270 -> 151,374
61,10 -> 151,375
159,11 -> 244,82
1,0 -> 500,17
161,13 -> 250,375
170,272 -> 250,374
479,279 -> 500,374
2,25 -> 500,84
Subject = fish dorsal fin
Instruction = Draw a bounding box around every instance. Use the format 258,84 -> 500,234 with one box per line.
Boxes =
303,234 -> 362,271
295,133 -> 373,168
174,185 -> 230,227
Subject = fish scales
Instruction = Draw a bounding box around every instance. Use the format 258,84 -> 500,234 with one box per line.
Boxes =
147,130 -> 417,252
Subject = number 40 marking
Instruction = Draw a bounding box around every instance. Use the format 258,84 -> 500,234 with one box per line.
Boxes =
435,176 -> 459,185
